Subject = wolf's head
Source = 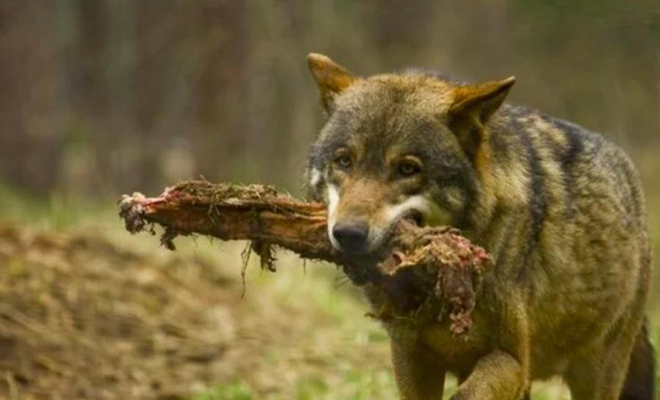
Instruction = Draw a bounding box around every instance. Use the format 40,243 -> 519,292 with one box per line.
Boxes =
306,53 -> 514,256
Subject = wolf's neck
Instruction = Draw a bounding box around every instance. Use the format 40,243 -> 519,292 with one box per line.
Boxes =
463,127 -> 531,253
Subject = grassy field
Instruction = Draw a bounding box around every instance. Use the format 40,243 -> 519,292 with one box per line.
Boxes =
0,183 -> 658,400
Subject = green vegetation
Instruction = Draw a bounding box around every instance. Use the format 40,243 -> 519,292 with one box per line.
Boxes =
0,181 -> 113,230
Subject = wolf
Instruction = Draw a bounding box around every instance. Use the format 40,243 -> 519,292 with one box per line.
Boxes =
304,53 -> 654,400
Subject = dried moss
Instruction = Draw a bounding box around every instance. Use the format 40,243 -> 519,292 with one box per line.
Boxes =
171,180 -> 279,203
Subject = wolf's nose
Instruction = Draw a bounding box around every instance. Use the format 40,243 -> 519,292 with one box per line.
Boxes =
332,222 -> 370,254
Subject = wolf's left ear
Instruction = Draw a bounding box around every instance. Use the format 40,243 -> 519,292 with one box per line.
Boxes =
307,53 -> 358,112
448,77 -> 515,157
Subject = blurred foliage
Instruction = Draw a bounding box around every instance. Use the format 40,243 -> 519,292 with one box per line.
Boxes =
0,0 -> 659,200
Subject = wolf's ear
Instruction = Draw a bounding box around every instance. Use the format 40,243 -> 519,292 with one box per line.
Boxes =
307,53 -> 358,112
448,77 -> 515,157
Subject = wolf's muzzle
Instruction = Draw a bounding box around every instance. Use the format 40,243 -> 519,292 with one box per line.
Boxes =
332,222 -> 370,254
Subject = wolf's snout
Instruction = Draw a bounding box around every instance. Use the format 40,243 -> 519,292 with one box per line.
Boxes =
332,222 -> 369,254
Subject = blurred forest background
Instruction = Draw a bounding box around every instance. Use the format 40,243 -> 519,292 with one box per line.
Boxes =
2,1 -> 660,399
2,0 -> 660,198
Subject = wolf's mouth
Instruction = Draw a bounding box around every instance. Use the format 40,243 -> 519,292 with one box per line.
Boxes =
341,211 -> 427,286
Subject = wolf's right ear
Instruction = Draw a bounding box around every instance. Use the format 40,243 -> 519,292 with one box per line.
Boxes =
448,77 -> 515,158
307,53 -> 358,113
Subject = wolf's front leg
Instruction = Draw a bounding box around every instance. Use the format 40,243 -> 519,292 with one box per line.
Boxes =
451,350 -> 525,400
391,341 -> 446,400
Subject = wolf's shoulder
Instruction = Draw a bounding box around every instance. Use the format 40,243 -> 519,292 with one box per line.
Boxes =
494,103 -> 644,219
491,103 -> 621,162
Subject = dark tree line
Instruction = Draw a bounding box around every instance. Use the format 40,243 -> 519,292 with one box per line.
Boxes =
0,0 -> 658,198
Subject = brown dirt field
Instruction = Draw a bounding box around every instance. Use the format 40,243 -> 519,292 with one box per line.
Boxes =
0,223 -> 286,400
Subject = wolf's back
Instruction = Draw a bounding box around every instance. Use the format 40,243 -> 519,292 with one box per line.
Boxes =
484,104 -> 652,384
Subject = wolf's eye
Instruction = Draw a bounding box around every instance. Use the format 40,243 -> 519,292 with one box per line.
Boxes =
334,154 -> 353,170
397,160 -> 422,177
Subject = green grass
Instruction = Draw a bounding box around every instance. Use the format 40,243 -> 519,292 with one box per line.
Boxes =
190,372 -> 405,400
194,382 -> 255,400
0,181 -> 113,230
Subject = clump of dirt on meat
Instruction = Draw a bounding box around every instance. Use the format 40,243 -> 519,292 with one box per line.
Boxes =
371,223 -> 493,336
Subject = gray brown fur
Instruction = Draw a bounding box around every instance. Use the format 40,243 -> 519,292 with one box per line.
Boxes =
305,53 -> 654,400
